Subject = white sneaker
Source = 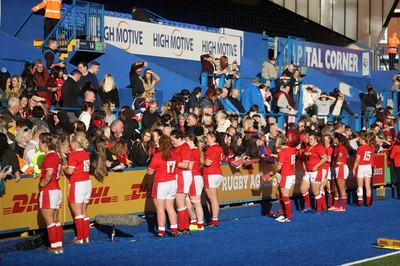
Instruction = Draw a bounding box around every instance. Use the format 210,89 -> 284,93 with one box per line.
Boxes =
277,218 -> 292,223
275,216 -> 286,222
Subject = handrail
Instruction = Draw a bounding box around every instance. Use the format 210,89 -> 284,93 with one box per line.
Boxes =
143,8 -> 167,21
13,11 -> 34,37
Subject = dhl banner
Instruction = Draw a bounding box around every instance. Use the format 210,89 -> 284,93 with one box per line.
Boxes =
0,154 -> 388,234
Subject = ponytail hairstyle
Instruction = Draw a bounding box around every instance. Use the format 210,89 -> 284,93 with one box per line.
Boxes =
57,135 -> 69,164
92,136 -> 108,182
186,133 -> 204,165
39,133 -> 59,151
333,132 -> 351,150
159,135 -> 172,161
70,131 -> 89,149
275,136 -> 289,151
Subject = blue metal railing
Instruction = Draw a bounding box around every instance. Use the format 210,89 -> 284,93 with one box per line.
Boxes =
201,72 -> 241,90
38,1 -> 104,50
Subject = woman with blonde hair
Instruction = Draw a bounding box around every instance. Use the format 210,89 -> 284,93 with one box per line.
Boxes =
63,131 -> 91,244
9,75 -> 23,99
215,110 -> 231,133
98,73 -> 120,107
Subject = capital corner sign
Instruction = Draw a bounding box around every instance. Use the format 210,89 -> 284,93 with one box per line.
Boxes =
280,38 -> 371,77
104,16 -> 242,64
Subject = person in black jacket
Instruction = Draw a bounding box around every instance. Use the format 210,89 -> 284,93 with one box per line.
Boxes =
187,87 -> 202,113
61,69 -> 81,108
141,100 -> 159,131
359,85 -> 379,129
129,129 -> 154,166
21,63 -> 38,97
129,61 -> 147,99
227,88 -> 245,113
0,133 -> 21,182
98,73 -> 120,107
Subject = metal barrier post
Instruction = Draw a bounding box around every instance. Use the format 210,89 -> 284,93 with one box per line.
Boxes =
277,113 -> 285,129
393,91 -> 398,117
355,115 -> 361,132
201,72 -> 208,87
218,74 -> 226,88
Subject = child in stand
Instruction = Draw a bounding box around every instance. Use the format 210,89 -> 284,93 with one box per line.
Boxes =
110,141 -> 132,169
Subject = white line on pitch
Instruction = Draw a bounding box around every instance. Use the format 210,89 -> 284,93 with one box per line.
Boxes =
341,251 -> 400,266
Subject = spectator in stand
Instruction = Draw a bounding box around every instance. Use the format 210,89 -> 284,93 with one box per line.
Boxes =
129,61 -> 148,99
359,85 -> 378,129
32,0 -> 62,39
61,69 -> 81,110
241,79 -> 265,115
215,111 -> 231,133
388,32 -> 400,70
98,73 -> 120,108
227,88 -> 245,114
142,69 -> 160,100
21,62 -> 38,97
18,95 -> 29,120
78,61 -> 99,91
2,97 -> 22,121
313,92 -> 336,127
301,84 -> 321,115
131,6 -> 160,22
199,54 -> 217,89
200,88 -> 218,113
101,100 -> 117,126
265,124 -> 282,152
292,68 -> 303,109
219,88 -> 238,114
261,57 -> 277,89
119,108 -> 140,147
23,125 -> 47,165
0,132 -> 21,182
9,75 -> 23,100
14,126 -> 31,158
185,113 -> 199,134
214,56 -> 229,88
225,61 -> 240,89
141,100 -> 159,131
33,59 -> 50,99
187,87 -> 202,113
88,61 -> 100,75
276,84 -> 297,123
42,38 -> 66,70
29,106 -> 50,132
109,119 -> 124,143
78,102 -> 94,131
129,129 -> 154,167
330,91 -> 357,122
46,66 -> 64,105
281,63 -> 296,101
0,71 -> 11,107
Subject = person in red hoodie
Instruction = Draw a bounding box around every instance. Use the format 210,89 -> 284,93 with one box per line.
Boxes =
390,132 -> 400,199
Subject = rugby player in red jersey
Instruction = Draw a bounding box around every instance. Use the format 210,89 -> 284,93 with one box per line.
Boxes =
38,133 -> 63,254
329,132 -> 350,212
352,133 -> 374,207
300,132 -> 327,213
203,132 -> 224,227
170,130 -> 192,234
148,135 -> 178,237
63,132 -> 91,244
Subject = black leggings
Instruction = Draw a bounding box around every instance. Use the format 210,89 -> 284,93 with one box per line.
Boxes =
394,167 -> 400,198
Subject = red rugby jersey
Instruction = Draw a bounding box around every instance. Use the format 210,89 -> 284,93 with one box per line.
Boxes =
40,151 -> 61,190
68,149 -> 90,182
